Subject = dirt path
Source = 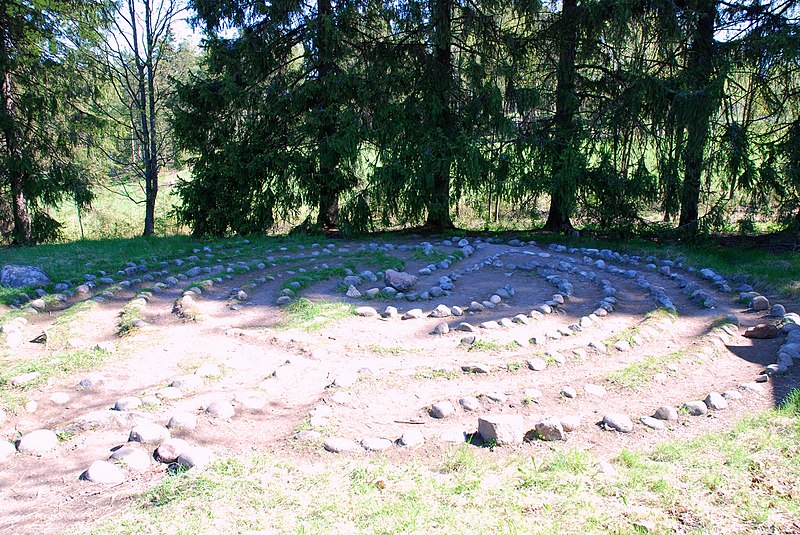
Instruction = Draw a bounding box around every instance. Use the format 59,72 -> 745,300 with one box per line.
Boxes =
1,236 -> 797,534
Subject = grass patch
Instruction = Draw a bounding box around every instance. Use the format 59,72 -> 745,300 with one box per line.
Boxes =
277,298 -> 353,331
606,350 -> 686,391
74,402 -> 800,534
467,339 -> 517,352
0,347 -> 109,412
412,367 -> 459,380
118,301 -> 146,335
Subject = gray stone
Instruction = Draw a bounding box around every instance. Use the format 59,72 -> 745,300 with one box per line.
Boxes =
440,428 -> 467,443
683,401 -> 708,416
560,415 -> 581,432
480,321 -> 500,330
294,430 -> 322,441
129,423 -> 170,445
457,322 -> 476,332
653,406 -> 678,421
155,438 -> 191,463
468,301 -> 485,312
402,308 -> 424,320
346,285 -> 362,298
751,295 -> 769,311
704,392 -> 728,410
527,358 -> 547,371
722,390 -> 743,400
171,375 -> 205,392
640,416 -> 666,430
384,269 -> 418,292
429,304 -> 452,318
769,304 -> 786,317
114,396 -> 142,411
16,429 -> 58,455
355,306 -> 378,317
430,401 -> 455,419
560,386 -> 577,399
382,306 -> 399,318
205,400 -> 235,419
614,340 -> 631,352
399,429 -> 425,447
534,416 -> 565,441
461,363 -> 490,374
276,296 -> 292,306
109,445 -> 150,471
478,415 -> 524,445
324,437 -> 360,453
584,384 -> 607,397
81,460 -> 125,484
11,372 -> 41,387
603,413 -> 634,433
432,322 -> 450,335
458,397 -> 480,411
361,437 -> 393,452
1,265 -> 51,287
177,446 -> 214,470
167,412 -> 198,431
485,391 -> 508,403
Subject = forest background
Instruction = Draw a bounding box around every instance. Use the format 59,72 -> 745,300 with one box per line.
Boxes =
1,0 -> 799,245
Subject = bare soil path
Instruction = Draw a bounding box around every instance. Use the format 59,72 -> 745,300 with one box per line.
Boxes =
1,236 -> 797,534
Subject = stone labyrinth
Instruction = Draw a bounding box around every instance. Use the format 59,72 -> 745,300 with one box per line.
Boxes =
1,235 -> 799,531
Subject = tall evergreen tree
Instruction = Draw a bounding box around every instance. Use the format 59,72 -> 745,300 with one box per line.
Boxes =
175,0 -> 377,235
0,0 -> 107,244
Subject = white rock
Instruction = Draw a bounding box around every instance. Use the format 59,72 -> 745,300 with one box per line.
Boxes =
324,437 -> 360,453
129,423 -> 170,445
81,460 -> 125,484
17,429 -> 58,455
478,415 -> 524,445
109,445 -> 151,471
177,446 -> 214,470
155,438 -> 191,463
603,413 -> 633,433
205,400 -> 235,419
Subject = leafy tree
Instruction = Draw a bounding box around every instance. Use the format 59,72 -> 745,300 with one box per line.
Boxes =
175,0 -> 377,235
364,0 -> 538,231
0,0 -> 107,244
94,0 -> 188,237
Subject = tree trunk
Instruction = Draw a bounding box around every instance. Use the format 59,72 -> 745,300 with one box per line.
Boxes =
314,0 -> 341,230
678,0 -> 717,234
425,0 -> 455,230
543,0 -> 579,233
144,0 -> 159,237
1,28 -> 31,244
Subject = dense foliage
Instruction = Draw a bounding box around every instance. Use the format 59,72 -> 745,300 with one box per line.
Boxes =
3,0 -> 800,243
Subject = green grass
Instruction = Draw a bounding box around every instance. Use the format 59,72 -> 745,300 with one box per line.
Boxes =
75,396 -> 800,534
412,367 -> 459,380
466,339 -> 518,352
0,347 -> 110,412
531,232 -> 800,299
276,298 -> 353,331
606,350 -> 687,391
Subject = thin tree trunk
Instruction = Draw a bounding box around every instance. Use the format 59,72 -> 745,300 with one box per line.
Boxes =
678,0 -> 716,233
425,0 -> 454,230
543,0 -> 579,232
144,0 -> 159,236
315,0 -> 341,229
129,0 -> 155,236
